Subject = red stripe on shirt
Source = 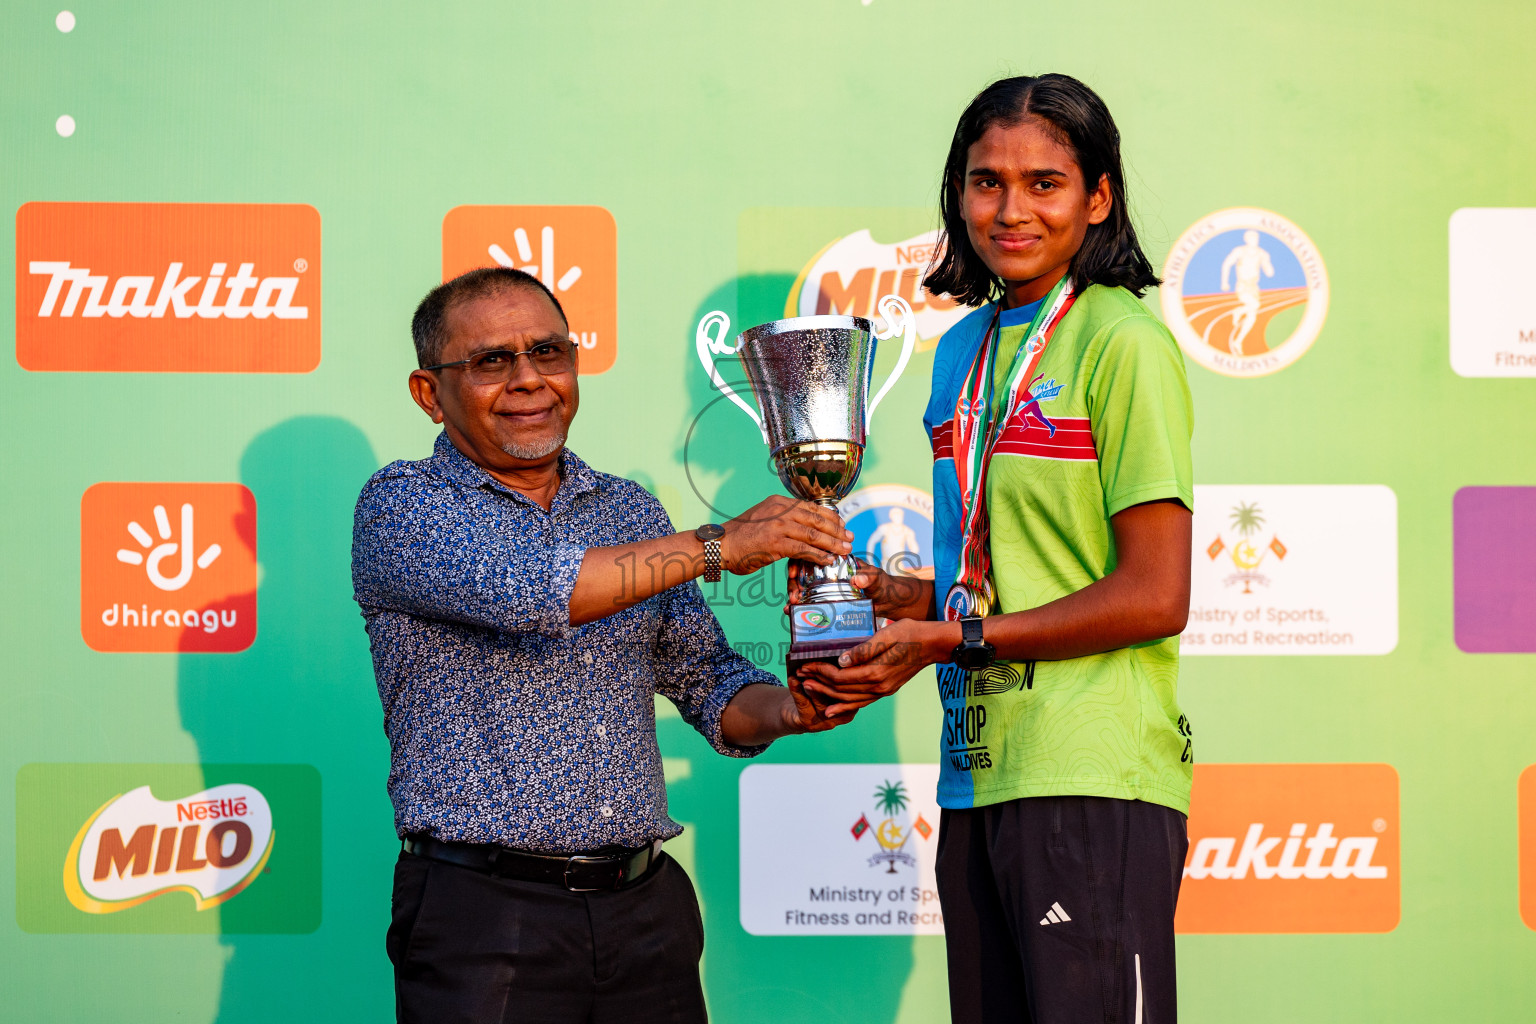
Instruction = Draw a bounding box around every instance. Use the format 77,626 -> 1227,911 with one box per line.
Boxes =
931,416 -> 1097,463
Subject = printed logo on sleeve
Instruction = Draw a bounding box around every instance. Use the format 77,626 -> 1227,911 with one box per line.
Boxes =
442,205 -> 617,374
16,202 -> 321,372
1177,763 -> 1399,933
81,483 -> 257,652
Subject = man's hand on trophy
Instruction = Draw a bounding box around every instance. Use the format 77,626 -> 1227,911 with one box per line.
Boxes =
785,673 -> 858,733
721,495 -> 851,576
797,618 -> 959,717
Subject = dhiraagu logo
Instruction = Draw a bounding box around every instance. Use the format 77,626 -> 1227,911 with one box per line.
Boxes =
15,764 -> 320,934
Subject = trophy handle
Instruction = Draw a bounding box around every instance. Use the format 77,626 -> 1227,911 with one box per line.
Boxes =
696,310 -> 768,442
866,294 -> 917,430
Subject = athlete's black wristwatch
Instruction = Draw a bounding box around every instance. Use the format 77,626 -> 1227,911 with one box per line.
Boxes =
695,523 -> 725,582
951,616 -> 995,670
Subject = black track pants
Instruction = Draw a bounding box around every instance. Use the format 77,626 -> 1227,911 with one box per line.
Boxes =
936,796 -> 1188,1024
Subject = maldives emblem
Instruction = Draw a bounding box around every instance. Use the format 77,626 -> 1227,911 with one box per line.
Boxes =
1205,500 -> 1288,594
1161,208 -> 1329,377
851,779 -> 934,874
63,783 -> 274,913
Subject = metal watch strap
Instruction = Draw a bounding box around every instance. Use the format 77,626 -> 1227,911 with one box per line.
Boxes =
696,523 -> 726,583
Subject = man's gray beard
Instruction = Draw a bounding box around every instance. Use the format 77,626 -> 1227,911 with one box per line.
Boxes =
502,430 -> 567,461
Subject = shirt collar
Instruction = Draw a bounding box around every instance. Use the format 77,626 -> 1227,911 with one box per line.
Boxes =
430,431 -> 600,506
997,295 -> 1047,330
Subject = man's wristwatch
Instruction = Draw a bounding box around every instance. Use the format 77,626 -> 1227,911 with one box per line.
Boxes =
951,616 -> 995,671
695,523 -> 725,583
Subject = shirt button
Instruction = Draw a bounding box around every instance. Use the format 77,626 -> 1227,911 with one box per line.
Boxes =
596,725 -> 607,738
600,805 -> 613,817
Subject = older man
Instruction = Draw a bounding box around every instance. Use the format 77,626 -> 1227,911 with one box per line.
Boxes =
352,266 -> 852,1024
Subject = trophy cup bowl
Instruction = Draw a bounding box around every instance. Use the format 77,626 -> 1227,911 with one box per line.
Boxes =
736,314 -> 880,672
696,295 -> 917,675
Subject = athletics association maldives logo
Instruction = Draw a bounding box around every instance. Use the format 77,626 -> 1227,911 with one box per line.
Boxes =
1161,208 -> 1329,377
81,483 -> 257,652
1205,500 -> 1289,594
442,205 -> 617,374
839,484 -> 935,580
850,779 -> 934,874
788,228 -> 970,348
16,202 -> 321,372
64,783 -> 274,914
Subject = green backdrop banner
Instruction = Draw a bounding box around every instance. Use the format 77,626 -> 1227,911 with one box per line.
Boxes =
4,2 -> 1535,1021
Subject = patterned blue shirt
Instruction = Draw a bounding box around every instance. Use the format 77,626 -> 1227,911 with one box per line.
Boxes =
352,432 -> 775,853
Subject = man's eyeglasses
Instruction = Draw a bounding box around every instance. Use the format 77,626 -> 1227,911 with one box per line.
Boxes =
423,340 -> 577,385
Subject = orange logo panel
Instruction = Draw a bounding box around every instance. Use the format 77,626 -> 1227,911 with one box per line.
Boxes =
16,202 -> 320,373
1519,766 -> 1536,929
442,205 -> 616,374
81,483 -> 257,653
1176,763 -> 1399,933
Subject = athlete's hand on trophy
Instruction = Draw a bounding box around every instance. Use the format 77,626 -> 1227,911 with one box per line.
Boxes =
847,559 -> 931,619
721,495 -> 851,576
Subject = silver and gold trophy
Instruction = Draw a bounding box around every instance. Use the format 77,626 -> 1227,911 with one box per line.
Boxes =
696,295 -> 916,673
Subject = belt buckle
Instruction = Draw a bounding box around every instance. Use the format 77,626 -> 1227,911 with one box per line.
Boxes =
563,854 -> 617,892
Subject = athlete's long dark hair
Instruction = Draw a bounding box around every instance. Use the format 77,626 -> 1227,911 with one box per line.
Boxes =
923,74 -> 1159,306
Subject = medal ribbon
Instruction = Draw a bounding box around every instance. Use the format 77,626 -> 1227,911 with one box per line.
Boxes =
945,276 -> 1077,621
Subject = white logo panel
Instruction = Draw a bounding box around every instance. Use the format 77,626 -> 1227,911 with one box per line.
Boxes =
1449,208 -> 1536,377
1182,485 -> 1397,655
740,763 -> 943,935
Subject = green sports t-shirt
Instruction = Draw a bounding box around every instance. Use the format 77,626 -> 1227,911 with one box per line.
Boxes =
926,284 -> 1195,813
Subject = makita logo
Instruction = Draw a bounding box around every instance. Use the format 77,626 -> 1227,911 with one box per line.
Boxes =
16,202 -> 321,372
29,261 -> 308,320
1175,763 -> 1399,934
1184,822 -> 1387,880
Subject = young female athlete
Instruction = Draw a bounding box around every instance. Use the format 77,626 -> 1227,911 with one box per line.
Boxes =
801,74 -> 1195,1023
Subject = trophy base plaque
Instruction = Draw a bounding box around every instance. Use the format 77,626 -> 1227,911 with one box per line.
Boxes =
786,598 -> 876,676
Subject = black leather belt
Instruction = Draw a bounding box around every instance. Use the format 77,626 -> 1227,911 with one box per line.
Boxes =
402,834 -> 662,892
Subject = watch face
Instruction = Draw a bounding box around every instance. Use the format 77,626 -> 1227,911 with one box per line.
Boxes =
696,523 -> 725,541
954,643 -> 995,671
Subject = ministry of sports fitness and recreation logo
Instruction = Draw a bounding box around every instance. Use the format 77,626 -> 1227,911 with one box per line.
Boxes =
838,484 -> 935,580
442,205 -> 617,374
81,483 -> 257,653
15,763 -> 321,934
787,228 -> 970,349
1204,500 -> 1289,594
849,779 -> 933,874
15,202 -> 321,372
1161,208 -> 1329,377
1177,763 -> 1398,933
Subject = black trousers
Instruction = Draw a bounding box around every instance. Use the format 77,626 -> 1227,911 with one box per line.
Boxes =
388,850 -> 707,1024
936,796 -> 1188,1024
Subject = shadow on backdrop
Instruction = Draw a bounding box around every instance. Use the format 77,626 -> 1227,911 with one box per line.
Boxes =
177,415 -> 392,1024
655,276 -> 915,1024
